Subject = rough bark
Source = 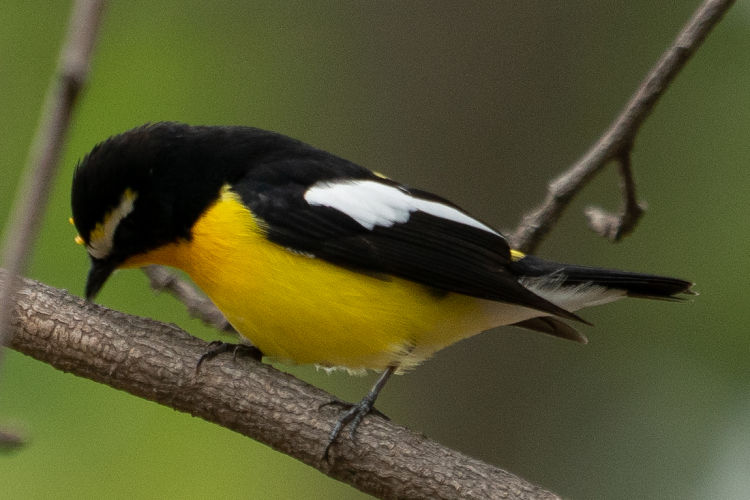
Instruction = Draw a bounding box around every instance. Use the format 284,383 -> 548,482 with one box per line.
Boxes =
5,271 -> 559,500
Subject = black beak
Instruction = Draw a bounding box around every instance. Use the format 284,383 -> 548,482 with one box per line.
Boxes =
85,258 -> 117,300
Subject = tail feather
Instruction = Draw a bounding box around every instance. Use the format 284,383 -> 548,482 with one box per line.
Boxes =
513,317 -> 589,344
512,255 -> 694,300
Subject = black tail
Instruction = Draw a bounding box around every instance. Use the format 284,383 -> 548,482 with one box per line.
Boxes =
511,255 -> 695,299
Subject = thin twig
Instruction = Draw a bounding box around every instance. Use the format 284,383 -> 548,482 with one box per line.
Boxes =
0,428 -> 25,452
145,1 -> 734,337
5,271 -> 560,500
0,0 -> 105,360
509,0 -> 735,253
142,266 -> 235,333
584,152 -> 647,241
0,0 -> 105,447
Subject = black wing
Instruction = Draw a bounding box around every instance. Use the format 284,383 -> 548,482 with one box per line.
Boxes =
233,161 -> 580,321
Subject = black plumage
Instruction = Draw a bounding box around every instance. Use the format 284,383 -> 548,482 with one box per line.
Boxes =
72,122 -> 692,325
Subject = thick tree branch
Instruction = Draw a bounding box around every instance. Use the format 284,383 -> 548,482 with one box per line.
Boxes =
4,271 -> 558,500
509,0 -> 734,253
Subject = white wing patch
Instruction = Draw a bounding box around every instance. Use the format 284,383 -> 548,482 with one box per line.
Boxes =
303,180 -> 500,235
87,188 -> 138,259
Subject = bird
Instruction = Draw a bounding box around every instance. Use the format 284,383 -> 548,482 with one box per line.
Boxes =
70,122 -> 693,456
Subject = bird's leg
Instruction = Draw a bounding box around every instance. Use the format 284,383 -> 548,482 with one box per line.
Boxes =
323,365 -> 396,460
195,340 -> 263,374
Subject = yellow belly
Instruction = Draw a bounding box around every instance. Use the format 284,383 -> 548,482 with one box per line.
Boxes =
124,188 -> 498,371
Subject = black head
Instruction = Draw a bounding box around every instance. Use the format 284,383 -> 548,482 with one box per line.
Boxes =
71,122 -> 268,299
72,121 -> 371,299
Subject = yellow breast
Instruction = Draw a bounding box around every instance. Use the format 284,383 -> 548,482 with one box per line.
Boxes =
123,186 -> 496,371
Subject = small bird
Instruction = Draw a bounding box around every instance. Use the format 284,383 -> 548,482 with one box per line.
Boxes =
71,122 -> 693,455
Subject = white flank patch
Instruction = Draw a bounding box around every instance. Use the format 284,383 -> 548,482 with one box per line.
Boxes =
285,247 -> 316,258
520,274 -> 627,312
87,188 -> 138,259
304,179 -> 499,234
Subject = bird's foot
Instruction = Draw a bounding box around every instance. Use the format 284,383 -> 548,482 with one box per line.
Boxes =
320,366 -> 396,460
195,341 -> 263,374
321,397 -> 388,460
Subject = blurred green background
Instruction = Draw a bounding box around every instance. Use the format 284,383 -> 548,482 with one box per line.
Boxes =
2,1 -> 748,498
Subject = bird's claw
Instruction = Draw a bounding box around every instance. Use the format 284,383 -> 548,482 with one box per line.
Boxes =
195,341 -> 262,374
321,397 -> 387,460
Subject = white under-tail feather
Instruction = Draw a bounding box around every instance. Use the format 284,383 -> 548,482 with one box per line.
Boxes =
520,273 -> 627,312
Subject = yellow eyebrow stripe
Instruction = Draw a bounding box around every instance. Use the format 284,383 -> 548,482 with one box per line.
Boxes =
87,188 -> 138,258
